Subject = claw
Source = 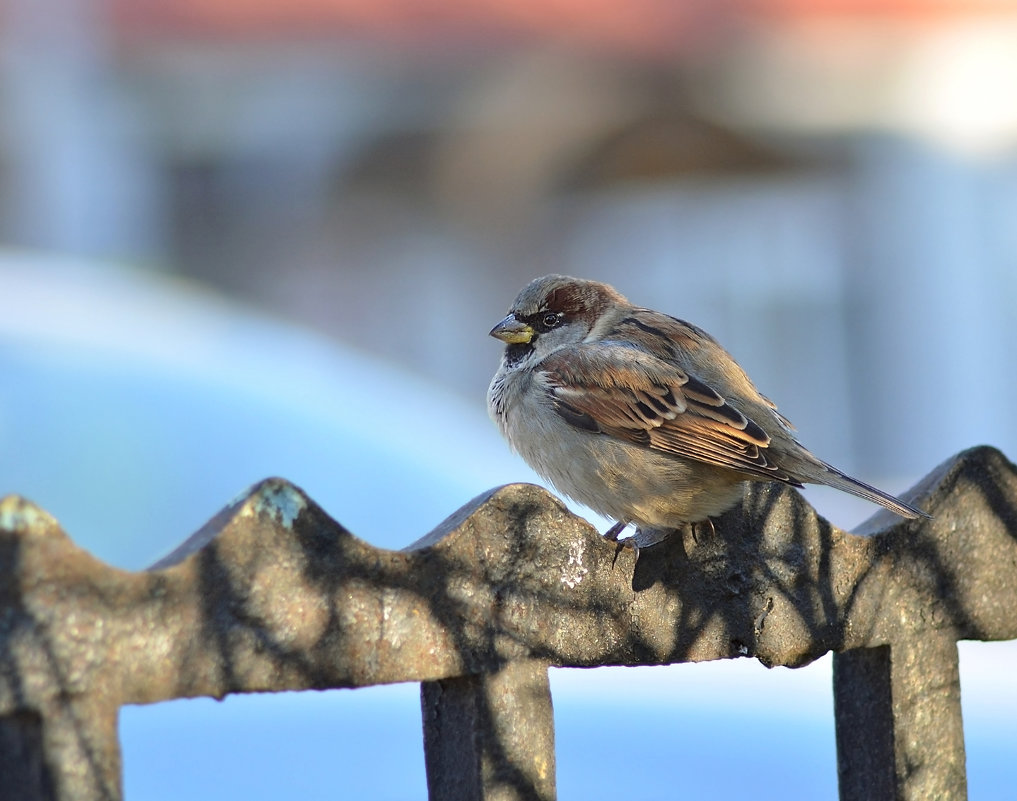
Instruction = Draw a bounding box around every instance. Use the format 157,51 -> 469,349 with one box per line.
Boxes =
691,518 -> 716,544
611,536 -> 640,567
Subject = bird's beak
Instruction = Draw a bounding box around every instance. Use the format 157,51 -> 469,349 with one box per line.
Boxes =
489,314 -> 534,344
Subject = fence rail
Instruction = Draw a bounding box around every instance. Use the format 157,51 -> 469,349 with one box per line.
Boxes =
1,445 -> 1016,800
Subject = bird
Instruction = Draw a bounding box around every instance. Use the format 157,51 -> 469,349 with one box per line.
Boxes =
487,274 -> 927,541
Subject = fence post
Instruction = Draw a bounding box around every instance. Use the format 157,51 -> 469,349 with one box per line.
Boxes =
0,699 -> 121,801
421,660 -> 556,801
833,634 -> 966,801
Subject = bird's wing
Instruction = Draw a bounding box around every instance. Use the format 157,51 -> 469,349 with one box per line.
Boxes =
540,343 -> 804,486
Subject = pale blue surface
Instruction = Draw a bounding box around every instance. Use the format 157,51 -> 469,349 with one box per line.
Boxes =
0,259 -> 539,567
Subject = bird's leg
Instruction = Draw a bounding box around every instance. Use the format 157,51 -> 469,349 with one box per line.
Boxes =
603,521 -> 629,541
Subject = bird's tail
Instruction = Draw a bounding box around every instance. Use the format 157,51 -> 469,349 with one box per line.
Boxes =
819,462 -> 930,520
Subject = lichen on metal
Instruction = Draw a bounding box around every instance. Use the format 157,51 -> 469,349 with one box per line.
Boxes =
0,445 -> 1015,801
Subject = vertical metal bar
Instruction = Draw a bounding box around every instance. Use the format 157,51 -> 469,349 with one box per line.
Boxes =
0,699 -> 121,801
834,636 -> 967,801
834,646 -> 896,801
0,711 -> 56,801
421,661 -> 556,801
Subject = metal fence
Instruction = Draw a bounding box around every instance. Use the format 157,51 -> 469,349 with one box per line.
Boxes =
1,445 -> 1015,801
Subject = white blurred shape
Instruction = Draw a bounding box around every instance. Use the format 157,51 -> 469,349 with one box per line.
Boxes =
0,252 -> 553,567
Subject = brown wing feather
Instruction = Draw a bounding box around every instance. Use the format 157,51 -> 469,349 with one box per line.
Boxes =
541,344 -> 804,487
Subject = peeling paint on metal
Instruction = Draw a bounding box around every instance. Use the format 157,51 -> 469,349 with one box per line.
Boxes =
239,483 -> 307,528
0,496 -> 55,533
561,541 -> 588,589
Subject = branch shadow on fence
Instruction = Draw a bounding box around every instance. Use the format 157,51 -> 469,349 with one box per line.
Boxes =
1,445 -> 1016,800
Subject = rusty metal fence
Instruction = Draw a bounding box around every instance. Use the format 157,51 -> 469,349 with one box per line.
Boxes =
1,445 -> 1015,800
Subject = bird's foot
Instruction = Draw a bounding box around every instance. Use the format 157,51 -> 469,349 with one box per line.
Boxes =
604,521 -> 638,566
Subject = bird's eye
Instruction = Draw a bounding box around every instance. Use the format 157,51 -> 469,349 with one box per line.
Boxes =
541,312 -> 562,329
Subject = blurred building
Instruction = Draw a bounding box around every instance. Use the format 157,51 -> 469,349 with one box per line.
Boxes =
2,0 -> 1017,482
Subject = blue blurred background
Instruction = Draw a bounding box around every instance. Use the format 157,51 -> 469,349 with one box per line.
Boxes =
1,0 -> 1016,797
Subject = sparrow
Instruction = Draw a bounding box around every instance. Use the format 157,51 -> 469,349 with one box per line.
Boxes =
487,274 -> 927,538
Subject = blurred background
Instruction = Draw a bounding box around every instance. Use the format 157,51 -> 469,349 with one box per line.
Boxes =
1,0 -> 1016,798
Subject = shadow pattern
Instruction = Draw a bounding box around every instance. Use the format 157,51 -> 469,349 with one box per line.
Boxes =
1,445 -> 1016,800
